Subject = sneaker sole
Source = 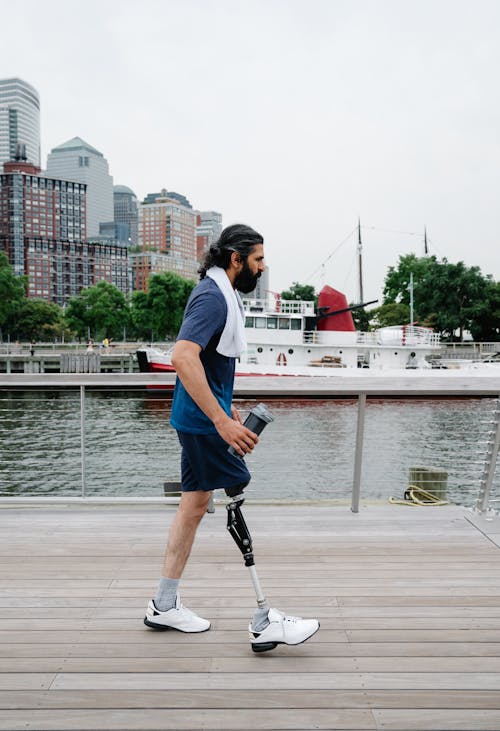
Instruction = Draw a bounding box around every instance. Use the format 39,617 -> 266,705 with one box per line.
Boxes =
251,622 -> 320,653
143,617 -> 210,633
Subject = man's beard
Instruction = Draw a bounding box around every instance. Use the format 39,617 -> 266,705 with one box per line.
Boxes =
235,261 -> 261,294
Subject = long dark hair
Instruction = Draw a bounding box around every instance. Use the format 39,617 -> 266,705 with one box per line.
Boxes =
199,223 -> 263,279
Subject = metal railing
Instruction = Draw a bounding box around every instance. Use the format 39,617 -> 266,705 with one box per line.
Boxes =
241,298 -> 315,315
0,373 -> 499,513
357,325 -> 441,347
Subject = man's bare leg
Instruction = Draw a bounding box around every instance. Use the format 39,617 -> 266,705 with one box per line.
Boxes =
162,490 -> 212,578
145,490 -> 213,632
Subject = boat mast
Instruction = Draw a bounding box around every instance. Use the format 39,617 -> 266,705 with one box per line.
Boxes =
409,271 -> 414,325
357,218 -> 364,304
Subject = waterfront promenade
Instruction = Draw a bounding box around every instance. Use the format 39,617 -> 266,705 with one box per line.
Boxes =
0,501 -> 499,730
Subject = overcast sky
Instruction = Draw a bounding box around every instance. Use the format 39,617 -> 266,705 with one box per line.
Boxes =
1,0 -> 499,303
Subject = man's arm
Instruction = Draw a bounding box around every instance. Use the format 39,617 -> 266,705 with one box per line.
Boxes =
171,340 -> 258,456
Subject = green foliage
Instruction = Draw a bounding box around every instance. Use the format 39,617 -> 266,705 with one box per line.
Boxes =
128,272 -> 195,340
370,302 -> 411,328
468,280 -> 500,341
281,282 -> 316,302
382,254 -> 498,341
147,272 -> 195,339
129,290 -> 151,339
14,299 -> 69,341
64,295 -> 89,339
65,281 -> 129,340
0,252 -> 27,338
350,304 -> 372,332
383,255 -> 437,307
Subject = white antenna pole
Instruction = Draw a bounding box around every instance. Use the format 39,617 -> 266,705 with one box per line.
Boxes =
409,271 -> 414,325
357,219 -> 363,304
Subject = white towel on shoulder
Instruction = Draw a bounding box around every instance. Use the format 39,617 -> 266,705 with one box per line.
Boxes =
206,266 -> 247,358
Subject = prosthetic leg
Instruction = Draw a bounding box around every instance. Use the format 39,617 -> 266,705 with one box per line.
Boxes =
225,485 -> 269,611
224,484 -> 320,653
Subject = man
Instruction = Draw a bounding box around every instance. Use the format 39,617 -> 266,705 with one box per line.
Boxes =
144,224 -> 319,650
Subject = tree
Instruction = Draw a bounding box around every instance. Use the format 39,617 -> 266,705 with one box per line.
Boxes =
281,282 -> 316,302
65,293 -> 90,340
147,272 -> 195,339
65,281 -> 129,341
468,280 -> 500,342
15,299 -> 70,341
369,302 -> 411,328
0,252 -> 27,339
350,304 -> 373,331
129,290 -> 151,340
382,254 -> 496,340
383,254 -> 438,311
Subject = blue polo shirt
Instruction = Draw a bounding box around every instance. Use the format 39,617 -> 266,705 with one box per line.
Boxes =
170,278 -> 236,434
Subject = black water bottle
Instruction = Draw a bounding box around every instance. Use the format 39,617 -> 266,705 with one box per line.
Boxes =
228,403 -> 274,458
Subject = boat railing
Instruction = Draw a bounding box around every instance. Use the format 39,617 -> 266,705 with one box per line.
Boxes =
303,330 -> 320,344
0,373 -> 499,515
357,326 -> 441,347
242,298 -> 315,315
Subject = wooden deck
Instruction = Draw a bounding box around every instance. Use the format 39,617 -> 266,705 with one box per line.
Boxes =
0,501 -> 499,730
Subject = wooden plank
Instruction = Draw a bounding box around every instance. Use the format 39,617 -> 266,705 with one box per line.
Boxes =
0,674 -> 54,690
373,709 -> 500,731
0,707 -> 375,731
0,688 -> 499,710
3,655 -> 500,674
1,641 -> 499,658
49,671 -> 500,690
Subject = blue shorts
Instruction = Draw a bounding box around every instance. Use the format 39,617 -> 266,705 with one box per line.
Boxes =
177,431 -> 251,493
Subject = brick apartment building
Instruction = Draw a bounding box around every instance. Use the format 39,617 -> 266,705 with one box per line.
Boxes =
0,154 -> 128,305
130,189 -> 198,290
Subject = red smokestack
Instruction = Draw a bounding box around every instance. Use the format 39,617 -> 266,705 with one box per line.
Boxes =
317,285 -> 355,332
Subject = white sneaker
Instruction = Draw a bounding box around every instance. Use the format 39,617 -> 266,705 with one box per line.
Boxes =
144,594 -> 210,633
249,607 -> 320,653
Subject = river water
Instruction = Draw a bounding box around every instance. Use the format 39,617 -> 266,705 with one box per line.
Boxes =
0,391 -> 498,506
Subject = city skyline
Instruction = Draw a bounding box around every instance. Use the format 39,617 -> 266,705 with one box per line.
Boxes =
1,0 -> 499,304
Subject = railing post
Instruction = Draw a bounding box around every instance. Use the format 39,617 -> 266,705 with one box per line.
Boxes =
80,385 -> 86,498
351,393 -> 366,513
476,398 -> 500,513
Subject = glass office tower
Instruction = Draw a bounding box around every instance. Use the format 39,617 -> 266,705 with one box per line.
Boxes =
0,78 -> 41,168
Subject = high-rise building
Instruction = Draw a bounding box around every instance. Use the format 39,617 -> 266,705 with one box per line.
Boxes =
46,137 -> 113,238
143,189 -> 192,208
132,190 -> 197,290
0,78 -> 40,168
195,210 -> 222,262
0,154 -> 127,304
113,185 -> 138,245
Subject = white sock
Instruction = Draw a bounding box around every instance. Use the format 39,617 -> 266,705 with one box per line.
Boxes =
252,607 -> 270,631
154,577 -> 179,611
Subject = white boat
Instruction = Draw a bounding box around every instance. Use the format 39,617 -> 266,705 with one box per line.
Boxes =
136,285 -> 443,378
